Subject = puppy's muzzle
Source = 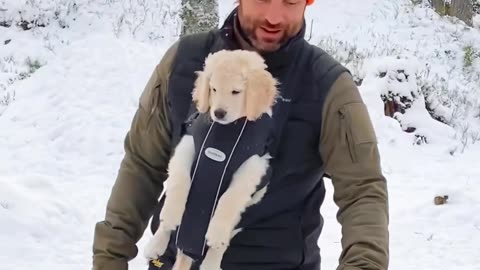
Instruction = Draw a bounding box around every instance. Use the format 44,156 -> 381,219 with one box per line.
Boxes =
214,109 -> 227,120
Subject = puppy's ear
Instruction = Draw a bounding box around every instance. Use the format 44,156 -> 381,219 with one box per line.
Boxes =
245,69 -> 278,121
192,70 -> 210,113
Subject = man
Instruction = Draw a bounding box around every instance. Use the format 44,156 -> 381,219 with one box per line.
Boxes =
92,0 -> 389,270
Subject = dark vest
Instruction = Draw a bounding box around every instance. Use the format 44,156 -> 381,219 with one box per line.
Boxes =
150,12 -> 348,270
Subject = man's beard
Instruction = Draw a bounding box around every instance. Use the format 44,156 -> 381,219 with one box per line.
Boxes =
238,13 -> 302,53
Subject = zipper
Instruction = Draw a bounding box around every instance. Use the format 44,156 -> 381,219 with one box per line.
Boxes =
339,107 -> 357,163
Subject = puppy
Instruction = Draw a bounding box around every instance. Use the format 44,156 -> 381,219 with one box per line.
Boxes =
144,49 -> 278,270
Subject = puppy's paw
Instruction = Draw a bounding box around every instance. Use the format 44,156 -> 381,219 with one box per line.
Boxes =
205,220 -> 231,250
200,264 -> 222,270
199,248 -> 224,270
199,261 -> 222,270
143,231 -> 170,259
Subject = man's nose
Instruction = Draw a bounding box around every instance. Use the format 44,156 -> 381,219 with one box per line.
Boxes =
264,1 -> 283,25
214,109 -> 227,119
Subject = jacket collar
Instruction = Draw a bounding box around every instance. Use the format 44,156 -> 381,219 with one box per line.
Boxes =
218,7 -> 306,69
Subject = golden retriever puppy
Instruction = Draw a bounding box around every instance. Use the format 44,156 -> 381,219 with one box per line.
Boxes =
144,49 -> 278,270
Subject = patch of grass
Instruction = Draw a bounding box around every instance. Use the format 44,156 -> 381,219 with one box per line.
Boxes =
411,0 -> 424,5
463,45 -> 478,68
26,57 -> 42,74
0,91 -> 15,107
0,56 -> 44,111
0,202 -> 10,209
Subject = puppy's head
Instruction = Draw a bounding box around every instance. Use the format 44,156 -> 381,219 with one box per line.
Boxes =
192,50 -> 278,124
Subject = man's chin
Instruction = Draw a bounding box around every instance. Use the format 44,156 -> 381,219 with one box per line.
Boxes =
252,40 -> 282,53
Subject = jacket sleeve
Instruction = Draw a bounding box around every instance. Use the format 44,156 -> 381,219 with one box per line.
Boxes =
92,41 -> 179,270
318,72 -> 390,270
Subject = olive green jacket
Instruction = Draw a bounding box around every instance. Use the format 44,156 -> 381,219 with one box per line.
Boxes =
92,39 -> 389,270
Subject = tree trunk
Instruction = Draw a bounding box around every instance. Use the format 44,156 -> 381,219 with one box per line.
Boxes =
431,0 -> 474,26
180,0 -> 219,37
451,0 -> 474,26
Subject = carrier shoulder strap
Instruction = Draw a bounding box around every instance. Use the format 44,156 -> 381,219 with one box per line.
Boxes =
167,30 -> 221,148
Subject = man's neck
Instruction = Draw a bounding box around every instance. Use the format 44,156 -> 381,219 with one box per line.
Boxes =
232,13 -> 256,51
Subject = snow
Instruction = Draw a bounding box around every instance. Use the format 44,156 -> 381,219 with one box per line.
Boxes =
360,56 -> 458,146
0,33 -> 166,269
1,0 -> 480,270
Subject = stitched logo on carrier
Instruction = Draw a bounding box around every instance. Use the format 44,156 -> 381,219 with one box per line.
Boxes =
204,147 -> 226,162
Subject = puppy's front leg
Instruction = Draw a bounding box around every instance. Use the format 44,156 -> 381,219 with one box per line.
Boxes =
205,154 -> 270,250
172,249 -> 194,270
200,229 -> 242,270
144,135 -> 196,259
160,135 -> 196,229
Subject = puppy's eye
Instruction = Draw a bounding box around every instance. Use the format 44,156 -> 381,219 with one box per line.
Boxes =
232,90 -> 240,95
212,88 -> 217,92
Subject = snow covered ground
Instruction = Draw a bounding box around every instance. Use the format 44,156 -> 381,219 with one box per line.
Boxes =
1,0 -> 479,270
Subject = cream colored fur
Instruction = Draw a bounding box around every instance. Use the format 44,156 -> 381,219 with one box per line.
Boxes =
192,49 -> 278,123
143,135 -> 196,259
144,49 -> 278,270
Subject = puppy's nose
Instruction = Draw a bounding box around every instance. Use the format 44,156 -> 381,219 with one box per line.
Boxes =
214,109 -> 227,119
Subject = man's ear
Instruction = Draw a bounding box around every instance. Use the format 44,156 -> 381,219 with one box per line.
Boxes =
192,70 -> 210,113
245,69 -> 278,121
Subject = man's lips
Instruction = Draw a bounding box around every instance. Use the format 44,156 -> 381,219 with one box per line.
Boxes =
261,26 -> 281,33
258,26 -> 282,39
